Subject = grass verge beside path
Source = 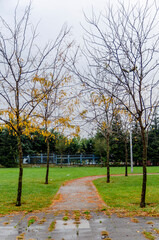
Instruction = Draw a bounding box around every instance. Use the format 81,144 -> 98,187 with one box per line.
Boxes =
94,175 -> 159,216
0,166 -> 158,215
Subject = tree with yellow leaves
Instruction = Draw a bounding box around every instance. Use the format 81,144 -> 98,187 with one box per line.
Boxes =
34,71 -> 75,184
0,2 -> 72,206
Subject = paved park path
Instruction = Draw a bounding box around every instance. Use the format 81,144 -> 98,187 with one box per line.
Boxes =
50,175 -> 106,211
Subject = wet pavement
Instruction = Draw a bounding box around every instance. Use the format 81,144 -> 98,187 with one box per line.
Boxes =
0,211 -> 159,240
0,175 -> 159,240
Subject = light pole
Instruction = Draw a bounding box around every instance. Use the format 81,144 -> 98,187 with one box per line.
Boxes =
130,126 -> 133,173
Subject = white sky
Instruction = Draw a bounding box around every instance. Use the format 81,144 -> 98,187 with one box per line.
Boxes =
0,0 -> 150,45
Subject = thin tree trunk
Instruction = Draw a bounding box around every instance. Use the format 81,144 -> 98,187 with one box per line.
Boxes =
140,125 -> 147,208
16,134 -> 23,206
125,135 -> 128,177
106,132 -> 110,183
45,137 -> 50,184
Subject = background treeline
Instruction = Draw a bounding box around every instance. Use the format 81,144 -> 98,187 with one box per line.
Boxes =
0,113 -> 159,167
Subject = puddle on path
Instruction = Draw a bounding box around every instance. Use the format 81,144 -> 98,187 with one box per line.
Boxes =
55,219 -> 90,230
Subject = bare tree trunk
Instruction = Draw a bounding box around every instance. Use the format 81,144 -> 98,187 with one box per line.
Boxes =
140,125 -> 147,208
106,132 -> 110,183
125,135 -> 128,177
45,138 -> 50,184
16,134 -> 23,206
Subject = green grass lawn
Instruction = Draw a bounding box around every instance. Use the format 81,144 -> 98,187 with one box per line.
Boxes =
94,174 -> 159,216
0,166 -> 158,215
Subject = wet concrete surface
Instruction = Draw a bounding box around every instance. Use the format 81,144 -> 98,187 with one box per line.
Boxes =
0,176 -> 159,239
0,211 -> 159,240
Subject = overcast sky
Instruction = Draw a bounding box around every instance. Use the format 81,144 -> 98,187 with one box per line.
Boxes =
0,0 -> 158,137
0,0 -> 152,45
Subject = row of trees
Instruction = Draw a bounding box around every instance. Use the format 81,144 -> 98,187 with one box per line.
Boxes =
0,1 -> 159,208
1,112 -> 159,167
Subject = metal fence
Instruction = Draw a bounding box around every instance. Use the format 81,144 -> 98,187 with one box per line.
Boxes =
23,154 -> 100,165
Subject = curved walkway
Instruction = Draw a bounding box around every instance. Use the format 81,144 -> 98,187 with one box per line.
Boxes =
50,175 -> 106,211
50,173 -> 159,211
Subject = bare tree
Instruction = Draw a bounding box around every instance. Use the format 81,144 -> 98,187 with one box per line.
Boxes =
70,1 -> 159,207
0,2 -> 71,206
80,89 -> 118,182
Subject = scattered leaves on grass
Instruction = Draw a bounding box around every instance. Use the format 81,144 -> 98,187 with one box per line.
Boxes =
62,210 -> 71,221
131,218 -> 139,223
101,231 -> 109,236
53,194 -> 61,201
74,210 -> 81,217
83,210 -> 90,215
83,210 -> 91,220
74,220 -> 80,225
73,210 -> 81,223
16,233 -> 25,240
63,216 -> 69,221
102,238 -> 112,240
100,207 -> 111,216
153,228 -> 159,234
146,221 -> 154,225
142,231 -> 155,240
101,207 -> 107,211
48,221 -> 56,231
74,216 -> 80,221
38,217 -> 46,224
3,222 -> 10,225
28,219 -> 36,227
53,211 -> 60,216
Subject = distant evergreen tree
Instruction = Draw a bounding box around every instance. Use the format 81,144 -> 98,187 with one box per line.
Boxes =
132,123 -> 142,166
0,128 -> 18,167
110,114 -> 125,165
148,110 -> 159,165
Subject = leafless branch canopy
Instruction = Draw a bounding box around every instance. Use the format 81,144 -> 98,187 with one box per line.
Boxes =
70,0 -> 159,131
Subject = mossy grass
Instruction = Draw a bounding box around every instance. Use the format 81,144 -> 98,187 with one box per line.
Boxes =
27,216 -> 38,227
0,166 -> 158,215
142,231 -> 155,240
48,220 -> 56,231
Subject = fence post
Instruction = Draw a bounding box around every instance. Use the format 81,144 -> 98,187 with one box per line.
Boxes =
80,154 -> 82,165
93,154 -> 95,164
41,153 -> 43,164
68,155 -> 70,165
